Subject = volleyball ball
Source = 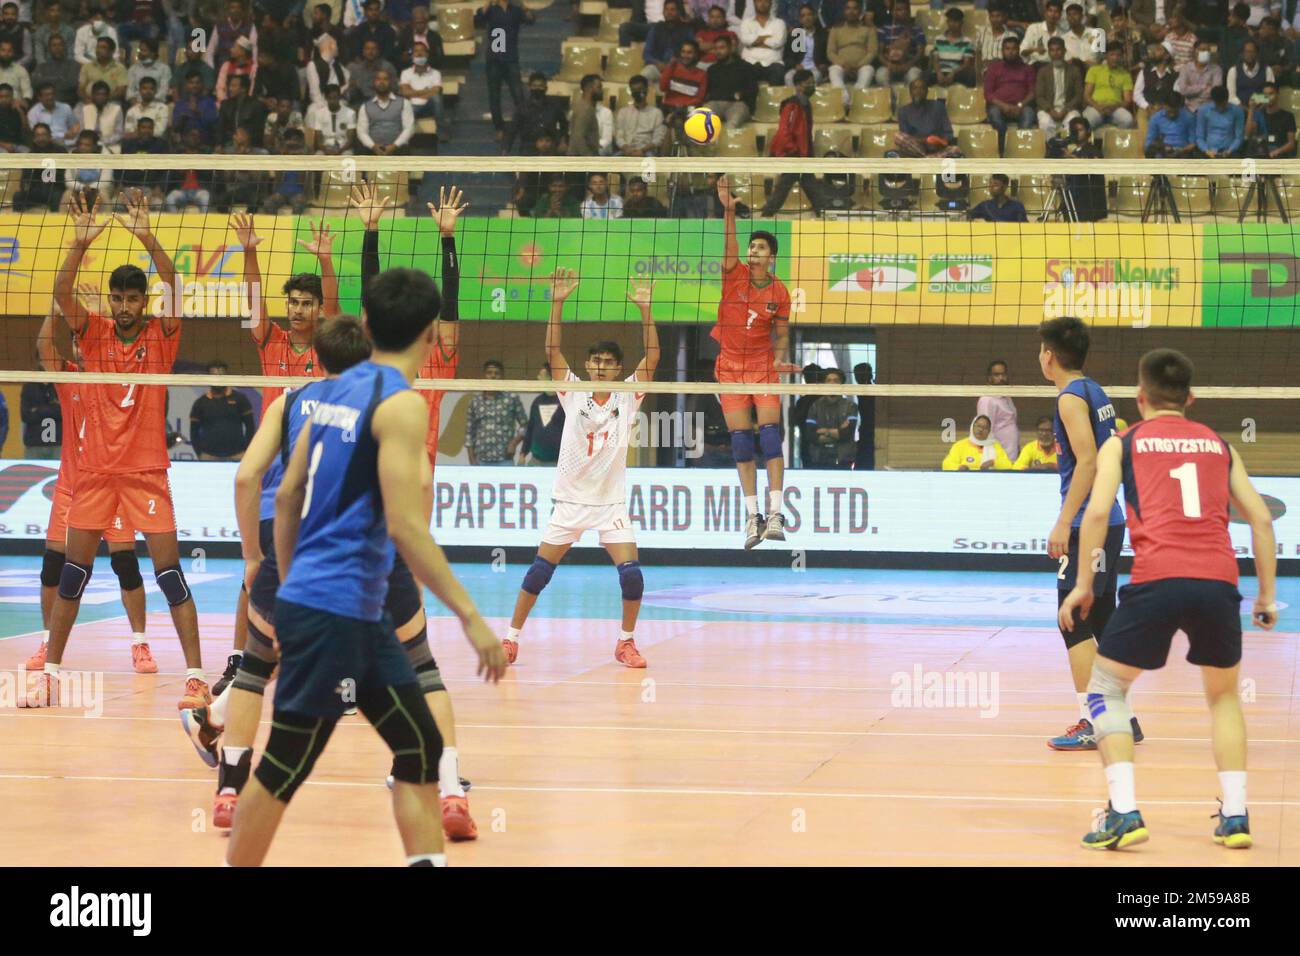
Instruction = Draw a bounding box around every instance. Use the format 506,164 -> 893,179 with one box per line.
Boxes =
683,108 -> 722,146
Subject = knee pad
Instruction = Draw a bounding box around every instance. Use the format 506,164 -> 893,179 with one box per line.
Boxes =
521,555 -> 557,596
617,560 -> 644,602
110,550 -> 143,591
1085,664 -> 1135,740
57,559 -> 93,600
154,564 -> 191,607
758,423 -> 783,460
231,621 -> 277,696
401,629 -> 447,694
41,549 -> 66,588
363,682 -> 442,785
253,710 -> 338,803
730,429 -> 755,463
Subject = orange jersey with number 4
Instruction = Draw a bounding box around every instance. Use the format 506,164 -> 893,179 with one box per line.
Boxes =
258,323 -> 322,415
421,339 -> 459,464
74,314 -> 180,474
711,261 -> 791,369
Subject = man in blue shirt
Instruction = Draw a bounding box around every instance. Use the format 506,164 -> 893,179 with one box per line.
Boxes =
968,173 -> 1028,221
26,82 -> 75,146
474,0 -> 535,137
1144,91 -> 1197,158
1196,85 -> 1245,158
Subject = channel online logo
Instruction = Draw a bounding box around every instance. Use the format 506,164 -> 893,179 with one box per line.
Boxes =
826,253 -> 917,293
927,254 -> 993,293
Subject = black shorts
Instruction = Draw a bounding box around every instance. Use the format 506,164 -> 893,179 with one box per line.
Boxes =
272,599 -> 418,719
385,554 -> 424,628
1098,578 -> 1244,671
1058,524 -> 1125,596
248,518 -> 280,620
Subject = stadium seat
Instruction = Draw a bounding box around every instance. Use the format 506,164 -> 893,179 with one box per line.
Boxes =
316,169 -> 354,210
1015,176 -> 1053,217
0,167 -> 20,207
1113,176 -> 1149,217
811,86 -> 846,124
556,45 -> 604,84
753,85 -> 793,124
958,125 -> 998,158
369,171 -> 410,210
945,87 -> 985,126
1173,175 -> 1212,217
604,44 -> 645,83
847,87 -> 891,125
967,9 -> 989,32
914,8 -> 942,32
814,126 -> 854,156
860,124 -> 898,157
577,0 -> 607,13
719,124 -> 759,156
890,83 -> 908,115
774,177 -> 813,213
439,6 -> 477,54
597,7 -> 632,41
1281,88 -> 1300,115
1103,127 -> 1143,159
1005,127 -> 1045,159
1211,175 -> 1253,218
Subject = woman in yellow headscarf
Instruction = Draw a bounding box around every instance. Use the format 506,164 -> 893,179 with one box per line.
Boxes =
942,414 -> 1014,471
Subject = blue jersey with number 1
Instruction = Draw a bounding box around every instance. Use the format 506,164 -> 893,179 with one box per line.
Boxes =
260,381 -> 329,522
1055,376 -> 1125,528
277,361 -> 411,622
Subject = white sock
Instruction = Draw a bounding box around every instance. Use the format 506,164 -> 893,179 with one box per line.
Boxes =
1077,692 -> 1091,722
210,684 -> 232,725
768,489 -> 782,515
439,747 -> 464,798
131,632 -> 147,645
43,662 -> 60,676
620,630 -> 634,643
186,667 -> 205,681
506,626 -> 521,643
1105,762 -> 1137,814
222,745 -> 249,767
1219,771 -> 1247,817
744,495 -> 759,516
407,853 -> 447,867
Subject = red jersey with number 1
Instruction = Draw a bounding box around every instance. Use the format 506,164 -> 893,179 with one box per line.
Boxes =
75,314 -> 180,474
257,323 -> 321,416
420,339 -> 459,464
1120,416 -> 1237,586
711,261 -> 791,369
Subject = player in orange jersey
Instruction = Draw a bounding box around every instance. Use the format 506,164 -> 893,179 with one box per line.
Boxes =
31,190 -> 206,710
25,299 -> 152,674
714,174 -> 799,549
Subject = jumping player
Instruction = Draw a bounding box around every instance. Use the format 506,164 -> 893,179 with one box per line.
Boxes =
225,268 -> 505,867
26,300 -> 151,673
502,268 -> 659,669
34,190 -> 206,710
714,174 -> 798,549
1061,349 -> 1278,850
1039,316 -> 1143,750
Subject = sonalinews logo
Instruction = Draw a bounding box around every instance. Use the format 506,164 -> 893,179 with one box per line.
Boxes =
49,887 -> 151,936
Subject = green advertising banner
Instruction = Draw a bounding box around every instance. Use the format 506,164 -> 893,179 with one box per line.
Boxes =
1202,224 -> 1300,328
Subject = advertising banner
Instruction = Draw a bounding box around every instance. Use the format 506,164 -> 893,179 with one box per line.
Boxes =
1201,223 -> 1300,327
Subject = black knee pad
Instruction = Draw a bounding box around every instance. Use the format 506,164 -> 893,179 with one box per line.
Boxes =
154,564 -> 191,606
401,630 -> 446,694
252,710 -> 338,803
361,682 -> 443,785
57,559 -> 93,600
231,622 -> 278,696
110,550 -> 143,591
41,549 -> 66,588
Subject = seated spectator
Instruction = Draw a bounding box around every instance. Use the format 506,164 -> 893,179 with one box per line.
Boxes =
263,95 -> 304,150
1126,0 -> 1166,42
894,77 -> 961,157
517,366 -> 564,465
189,362 -> 255,461
532,174 -> 579,218
783,3 -> 828,85
986,36 -> 1037,148
1061,2 -> 1103,72
1227,41 -> 1273,106
804,368 -> 859,468
28,81 -> 78,146
581,172 -> 623,219
1244,80 -> 1297,158
697,4 -> 738,64
73,6 -> 118,66
308,1 -> 345,52
875,0 -> 924,86
77,35 -> 125,103
164,127 -> 213,211
306,81 -> 356,153
1257,16 -> 1292,86
1106,6 -> 1146,73
399,40 -> 443,134
0,80 -> 26,151
1083,45 -> 1135,130
215,124 -> 268,211
568,72 -> 603,156
126,37 -> 169,105
829,0 -> 877,104
74,80 -> 123,147
253,42 -> 299,109
1144,90 -> 1197,156
356,67 -> 412,154
33,32 -> 79,104
1013,417 -> 1059,471
512,130 -> 560,210
758,68 -> 815,216
14,122 -> 68,207
1219,3 -> 1251,72
1197,84 -> 1245,157
976,3 -> 1017,67
0,3 -> 30,69
704,34 -> 756,128
348,37 -> 396,108
207,0 -> 257,71
346,0 -> 397,63
505,71 -> 567,154
397,6 -> 443,69
1020,0 -> 1067,66
931,8 -> 975,90
218,72 -> 268,146
622,175 -> 668,217
616,74 -> 667,155
173,45 -> 218,100
660,39 -> 708,126
62,128 -> 112,208
1035,37 -> 1083,139
307,33 -> 350,107
1173,39 -> 1221,112
0,37 -> 31,107
942,415 -> 1013,471
262,127 -> 309,214
118,115 -> 167,208
173,71 -> 219,146
125,74 -> 167,136
739,0 -> 787,86
33,2 -> 76,69
643,0 -> 697,85
1133,40 -> 1178,113
968,173 -> 1028,221
215,36 -> 257,106
256,8 -> 305,66
1161,11 -> 1198,70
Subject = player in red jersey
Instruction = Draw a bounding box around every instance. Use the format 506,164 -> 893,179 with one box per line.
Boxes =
31,190 -> 207,710
714,174 -> 799,549
25,300 -> 152,674
1061,349 -> 1278,851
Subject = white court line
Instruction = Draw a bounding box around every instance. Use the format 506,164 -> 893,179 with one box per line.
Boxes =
0,771 -> 1298,808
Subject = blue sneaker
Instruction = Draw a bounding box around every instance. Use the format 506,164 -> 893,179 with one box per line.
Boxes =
1048,718 -> 1097,751
1130,716 -> 1144,743
1083,803 -> 1149,850
1213,806 -> 1252,849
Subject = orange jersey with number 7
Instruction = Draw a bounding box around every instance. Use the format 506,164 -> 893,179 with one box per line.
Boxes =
711,261 -> 791,370
74,313 -> 181,474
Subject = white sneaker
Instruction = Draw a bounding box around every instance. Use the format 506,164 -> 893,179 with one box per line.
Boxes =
744,513 -> 764,550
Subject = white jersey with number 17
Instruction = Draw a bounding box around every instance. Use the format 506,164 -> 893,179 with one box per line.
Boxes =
552,371 -> 645,507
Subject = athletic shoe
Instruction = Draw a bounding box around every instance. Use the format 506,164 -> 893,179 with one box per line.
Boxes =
211,654 -> 242,697
178,677 -> 212,710
762,512 -> 786,542
23,672 -> 57,708
179,706 -> 221,768
343,706 -> 358,716
744,513 -> 764,550
1048,718 -> 1097,751
213,792 -> 237,830
131,643 -> 158,674
1131,716 -> 1145,744
1213,807 -> 1252,849
502,638 -> 518,665
615,638 -> 646,668
441,796 -> 478,841
24,641 -> 47,671
1082,803 -> 1149,850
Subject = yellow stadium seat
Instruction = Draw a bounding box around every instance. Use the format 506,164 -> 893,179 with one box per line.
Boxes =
604,44 -> 644,83
847,87 -> 891,125
814,126 -> 854,156
316,169 -> 354,210
597,7 -> 632,41
1114,176 -> 1149,217
914,8 -> 942,32
945,87 -> 985,126
1015,176 -> 1053,217
1005,127 -> 1045,159
556,45 -> 604,84
1103,127 -> 1143,159
1280,88 -> 1300,115
958,125 -> 998,158
1173,175 -> 1212,217
719,124 -> 759,156
438,7 -> 477,44
1211,175 -> 1253,218
369,170 -> 410,210
754,85 -> 793,124
860,124 -> 898,157
777,178 -> 813,213
0,167 -> 20,207
811,86 -> 846,124
967,9 -> 989,32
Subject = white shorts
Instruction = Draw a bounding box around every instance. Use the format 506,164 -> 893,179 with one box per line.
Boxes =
542,501 -> 636,546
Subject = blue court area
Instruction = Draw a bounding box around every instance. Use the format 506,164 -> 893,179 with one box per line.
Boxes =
0,555 -> 1292,637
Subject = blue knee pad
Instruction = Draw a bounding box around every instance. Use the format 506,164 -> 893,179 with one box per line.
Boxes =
758,423 -> 783,460
154,565 -> 192,606
57,559 -> 93,600
110,550 -> 143,591
731,429 -> 755,463
617,561 -> 644,602
521,555 -> 557,595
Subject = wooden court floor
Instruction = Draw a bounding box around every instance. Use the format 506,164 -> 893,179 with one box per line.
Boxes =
1,612 -> 1297,866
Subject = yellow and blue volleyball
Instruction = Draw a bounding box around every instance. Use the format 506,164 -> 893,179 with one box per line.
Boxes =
683,107 -> 722,146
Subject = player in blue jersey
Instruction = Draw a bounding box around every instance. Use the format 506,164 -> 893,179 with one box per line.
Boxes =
1038,316 -> 1144,751
224,269 -> 506,867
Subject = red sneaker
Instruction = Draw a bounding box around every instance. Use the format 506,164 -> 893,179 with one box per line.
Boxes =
24,641 -> 47,671
502,638 -> 518,665
441,795 -> 478,841
615,638 -> 646,668
21,672 -> 58,708
214,791 -> 237,830
131,643 -> 158,674
178,677 -> 212,710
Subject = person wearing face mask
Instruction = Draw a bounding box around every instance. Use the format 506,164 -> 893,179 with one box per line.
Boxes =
504,71 -> 567,154
73,5 -> 118,65
126,36 -> 170,105
399,40 -> 444,137
942,415 -> 1013,471
397,6 -> 444,69
615,74 -> 666,156
307,33 -> 350,106
1173,40 -> 1222,112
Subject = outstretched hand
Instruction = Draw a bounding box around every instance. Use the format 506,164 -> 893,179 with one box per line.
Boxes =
349,181 -> 391,230
297,218 -> 335,258
428,185 -> 468,237
626,279 -> 654,310
230,212 -> 263,250
111,188 -> 153,241
68,190 -> 108,247
550,267 -> 579,303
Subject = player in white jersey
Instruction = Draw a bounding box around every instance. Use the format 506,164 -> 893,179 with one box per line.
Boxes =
503,269 -> 659,668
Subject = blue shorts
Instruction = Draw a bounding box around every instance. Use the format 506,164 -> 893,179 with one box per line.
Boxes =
1098,579 -> 1244,671
272,599 -> 418,719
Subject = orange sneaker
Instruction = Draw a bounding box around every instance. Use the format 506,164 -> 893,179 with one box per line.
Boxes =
441,795 -> 478,841
25,641 -> 47,671
21,672 -> 58,708
178,677 -> 212,710
502,638 -> 518,664
131,643 -> 158,674
615,638 -> 646,668
214,791 -> 237,830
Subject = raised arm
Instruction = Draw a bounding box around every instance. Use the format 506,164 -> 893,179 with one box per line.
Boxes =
628,280 -> 659,381
1228,445 -> 1278,630
429,185 -> 467,354
54,191 -> 109,335
350,181 -> 391,304
113,188 -> 179,334
297,219 -> 340,318
718,174 -> 740,271
1058,435 -> 1123,630
230,212 -> 270,341
1050,392 -> 1097,558
546,267 -> 578,380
